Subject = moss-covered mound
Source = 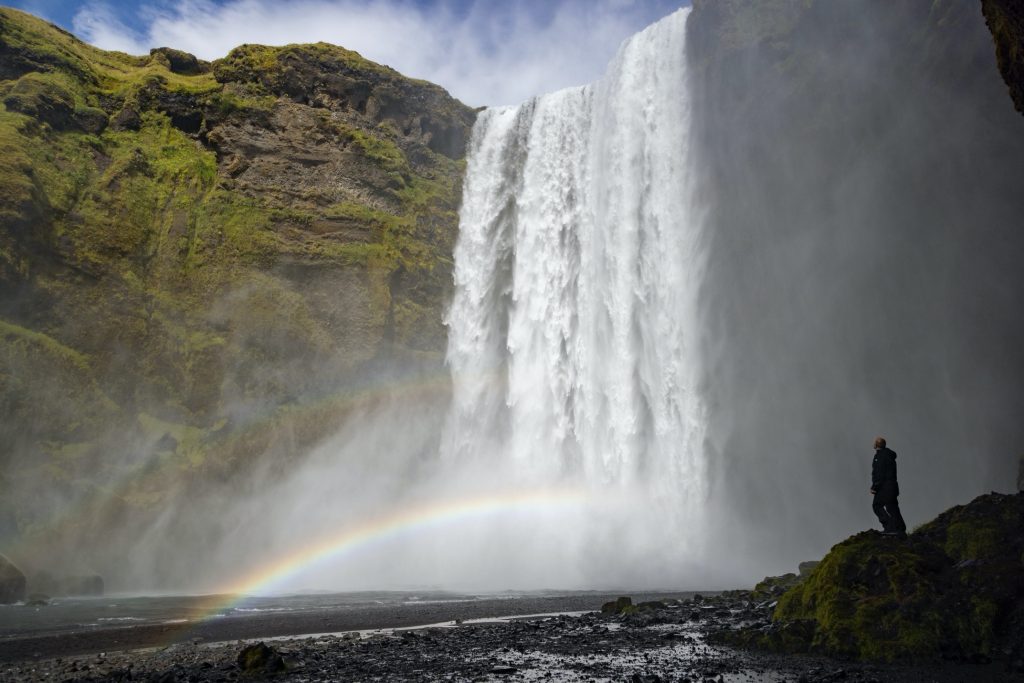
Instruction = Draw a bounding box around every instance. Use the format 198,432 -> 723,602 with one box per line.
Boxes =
0,7 -> 475,578
724,492 -> 1024,662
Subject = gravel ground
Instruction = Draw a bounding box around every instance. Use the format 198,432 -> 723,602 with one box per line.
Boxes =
2,592 -> 1019,682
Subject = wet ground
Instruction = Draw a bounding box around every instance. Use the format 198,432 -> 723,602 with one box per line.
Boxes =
3,592 -> 1021,682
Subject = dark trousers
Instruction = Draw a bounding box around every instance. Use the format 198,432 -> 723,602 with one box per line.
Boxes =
872,482 -> 906,533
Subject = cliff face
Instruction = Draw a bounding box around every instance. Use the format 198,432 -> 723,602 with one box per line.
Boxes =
687,0 -> 1024,567
0,8 -> 474,566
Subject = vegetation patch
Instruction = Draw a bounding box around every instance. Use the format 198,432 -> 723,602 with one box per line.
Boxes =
720,493 -> 1024,663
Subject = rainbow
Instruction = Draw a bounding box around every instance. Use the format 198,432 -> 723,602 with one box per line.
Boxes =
189,487 -> 589,622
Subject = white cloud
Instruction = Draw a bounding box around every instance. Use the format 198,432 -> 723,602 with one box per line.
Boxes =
71,2 -> 149,56
71,0 -> 684,106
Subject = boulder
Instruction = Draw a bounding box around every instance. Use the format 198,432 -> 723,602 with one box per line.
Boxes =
600,596 -> 633,614
237,642 -> 285,674
0,554 -> 26,604
109,106 -> 142,131
149,47 -> 208,75
751,572 -> 801,599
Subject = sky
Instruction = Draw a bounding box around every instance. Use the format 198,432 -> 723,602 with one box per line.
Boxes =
4,0 -> 686,106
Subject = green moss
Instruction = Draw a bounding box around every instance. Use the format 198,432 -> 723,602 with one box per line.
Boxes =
759,493 -> 1024,662
772,533 -> 965,660
348,128 -> 408,174
2,71 -> 81,126
205,88 -> 275,116
0,8 -> 116,83
942,519 -> 1001,561
213,41 -> 405,86
324,200 -> 401,227
0,318 -> 90,371
0,110 -> 41,225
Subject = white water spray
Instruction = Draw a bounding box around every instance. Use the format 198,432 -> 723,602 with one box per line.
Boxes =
443,8 -> 709,584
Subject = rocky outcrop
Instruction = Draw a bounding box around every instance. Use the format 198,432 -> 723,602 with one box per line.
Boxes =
726,492 -> 1024,662
148,47 -> 209,76
212,43 -> 474,159
0,554 -> 26,603
981,0 -> 1024,114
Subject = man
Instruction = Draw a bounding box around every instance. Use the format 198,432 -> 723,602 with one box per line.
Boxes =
870,437 -> 906,537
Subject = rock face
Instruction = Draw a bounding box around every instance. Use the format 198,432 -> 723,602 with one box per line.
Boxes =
746,492 -> 1024,661
981,0 -> 1024,114
0,554 -> 26,603
0,8 -> 474,576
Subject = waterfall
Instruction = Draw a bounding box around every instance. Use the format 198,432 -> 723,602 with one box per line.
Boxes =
443,7 -> 708,575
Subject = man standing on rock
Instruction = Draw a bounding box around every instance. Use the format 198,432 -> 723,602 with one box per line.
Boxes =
870,437 -> 906,537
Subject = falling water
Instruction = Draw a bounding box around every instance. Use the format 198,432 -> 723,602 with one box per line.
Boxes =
443,8 -> 708,575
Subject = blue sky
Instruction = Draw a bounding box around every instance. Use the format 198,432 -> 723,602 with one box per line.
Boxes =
4,0 -> 686,105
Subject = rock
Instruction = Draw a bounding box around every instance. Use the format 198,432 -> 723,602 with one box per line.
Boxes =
600,596 -> 633,614
109,106 -> 142,131
237,642 -> 286,674
751,572 -> 801,599
149,47 -> 208,75
26,592 -> 49,606
1018,454 -> 1023,491
73,105 -> 108,134
0,554 -> 26,603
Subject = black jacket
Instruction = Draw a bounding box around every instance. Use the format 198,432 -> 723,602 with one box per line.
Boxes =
871,447 -> 899,493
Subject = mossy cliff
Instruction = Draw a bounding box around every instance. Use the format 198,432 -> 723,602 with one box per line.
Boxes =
719,492 -> 1024,664
0,7 -> 475,570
